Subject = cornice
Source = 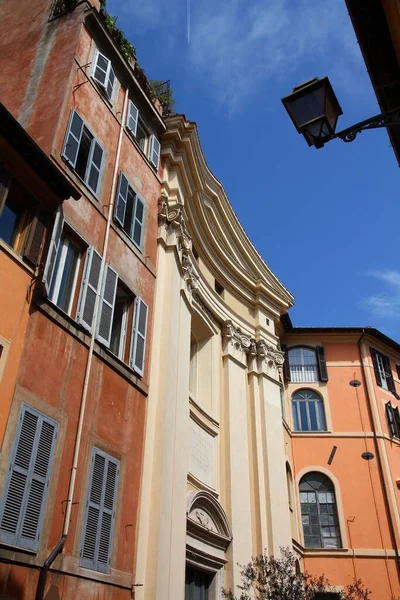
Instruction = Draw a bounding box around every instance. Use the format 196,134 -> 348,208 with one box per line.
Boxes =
162,115 -> 294,313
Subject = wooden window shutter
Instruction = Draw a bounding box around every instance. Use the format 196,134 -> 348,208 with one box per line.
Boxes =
383,354 -> 396,394
316,346 -> 328,381
397,365 -> 400,380
86,139 -> 103,196
0,404 -> 57,551
77,247 -> 103,333
132,195 -> 145,249
370,348 -> 382,387
106,65 -> 115,101
80,448 -> 119,573
43,207 -> 64,295
282,344 -> 291,382
62,110 -> 84,168
149,135 -> 160,169
127,101 -> 139,137
394,407 -> 400,438
96,265 -> 118,347
23,210 -> 48,267
114,172 -> 129,227
130,297 -> 148,376
386,402 -> 397,437
0,166 -> 10,207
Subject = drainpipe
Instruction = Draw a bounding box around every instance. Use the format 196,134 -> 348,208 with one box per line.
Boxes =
358,331 -> 400,580
34,89 -> 129,600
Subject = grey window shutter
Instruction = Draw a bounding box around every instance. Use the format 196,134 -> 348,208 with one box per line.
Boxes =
0,166 -> 10,205
106,65 -> 115,101
282,344 -> 291,382
43,207 -> 64,295
97,265 -> 118,347
149,135 -> 160,169
370,348 -> 382,387
316,346 -> 328,382
23,210 -> 48,267
127,101 -> 138,137
132,196 -> 145,249
62,110 -> 84,167
77,247 -> 102,332
80,448 -> 119,573
86,139 -> 103,196
93,51 -> 110,88
130,297 -> 148,376
0,404 -> 57,551
114,172 -> 129,227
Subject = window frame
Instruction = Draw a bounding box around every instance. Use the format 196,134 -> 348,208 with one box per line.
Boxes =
62,110 -> 104,197
114,171 -> 146,251
48,232 -> 83,316
292,389 -> 327,432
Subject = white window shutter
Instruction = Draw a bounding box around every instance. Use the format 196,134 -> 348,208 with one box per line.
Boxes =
149,135 -> 160,169
97,265 -> 118,347
114,172 -> 129,227
130,297 -> 148,376
77,247 -> 103,332
43,207 -> 64,295
0,405 -> 58,552
127,101 -> 139,137
132,196 -> 145,249
62,110 -> 84,167
80,448 -> 119,573
86,140 -> 104,196
106,65 -> 116,101
93,50 -> 110,88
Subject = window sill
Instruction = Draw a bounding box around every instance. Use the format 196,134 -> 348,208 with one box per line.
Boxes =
35,294 -> 148,395
0,238 -> 36,276
291,430 -> 332,436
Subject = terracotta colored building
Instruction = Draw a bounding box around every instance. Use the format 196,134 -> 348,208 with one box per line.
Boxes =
0,1 -> 164,598
280,321 -> 400,598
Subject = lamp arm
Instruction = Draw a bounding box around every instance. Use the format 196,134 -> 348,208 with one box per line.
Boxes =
333,106 -> 400,143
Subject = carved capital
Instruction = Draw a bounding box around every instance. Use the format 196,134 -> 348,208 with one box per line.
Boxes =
158,195 -> 191,251
249,339 -> 285,379
222,320 -> 255,360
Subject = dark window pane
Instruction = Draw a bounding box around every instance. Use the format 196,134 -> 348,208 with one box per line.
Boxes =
136,123 -> 147,152
75,128 -> 93,180
124,188 -> 135,236
110,287 -> 129,359
0,189 -> 25,247
56,240 -> 81,312
300,402 -> 308,430
309,401 -> 318,430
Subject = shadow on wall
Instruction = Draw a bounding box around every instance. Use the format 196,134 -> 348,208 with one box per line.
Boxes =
0,573 -> 25,600
44,585 -> 60,600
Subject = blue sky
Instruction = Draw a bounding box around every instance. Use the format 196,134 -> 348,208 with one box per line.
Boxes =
108,0 -> 400,341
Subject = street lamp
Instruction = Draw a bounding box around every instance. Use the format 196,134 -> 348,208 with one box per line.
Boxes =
282,76 -> 400,148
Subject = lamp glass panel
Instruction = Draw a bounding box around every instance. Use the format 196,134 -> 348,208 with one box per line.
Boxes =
287,85 -> 326,128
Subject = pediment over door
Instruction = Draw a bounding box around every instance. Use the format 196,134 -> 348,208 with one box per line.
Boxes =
186,490 -> 233,551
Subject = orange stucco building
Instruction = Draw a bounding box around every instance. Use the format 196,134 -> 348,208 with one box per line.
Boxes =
0,0 -> 164,598
280,320 -> 400,598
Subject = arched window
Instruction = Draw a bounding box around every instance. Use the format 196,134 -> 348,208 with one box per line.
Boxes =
288,347 -> 318,382
299,473 -> 341,549
292,389 -> 326,432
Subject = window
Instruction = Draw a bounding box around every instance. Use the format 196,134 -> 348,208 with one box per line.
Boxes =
125,101 -> 160,168
386,402 -> 400,438
185,566 -> 213,600
114,172 -> 145,250
0,167 -> 48,265
214,280 -> 224,296
92,50 -> 116,101
299,472 -> 341,549
285,346 -> 328,383
292,389 -> 326,432
80,447 -> 119,573
371,347 -> 397,394
44,210 -> 149,375
0,404 -> 58,551
62,110 -> 104,196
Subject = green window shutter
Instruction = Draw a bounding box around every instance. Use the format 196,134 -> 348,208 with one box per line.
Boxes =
114,172 -> 129,227
282,344 -> 291,382
370,347 -> 382,387
96,265 -> 118,348
383,354 -> 397,395
62,110 -> 84,168
386,402 -> 396,437
316,346 -> 328,382
0,404 -> 58,551
80,448 -> 119,573
127,101 -> 139,137
130,297 -> 148,376
132,195 -> 145,249
148,135 -> 160,169
77,247 -> 102,333
394,407 -> 400,438
85,139 -> 103,196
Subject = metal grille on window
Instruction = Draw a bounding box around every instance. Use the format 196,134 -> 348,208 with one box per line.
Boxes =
288,347 -> 318,382
299,472 -> 341,549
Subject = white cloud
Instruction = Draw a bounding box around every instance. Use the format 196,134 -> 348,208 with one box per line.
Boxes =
362,271 -> 400,319
109,0 -> 365,111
